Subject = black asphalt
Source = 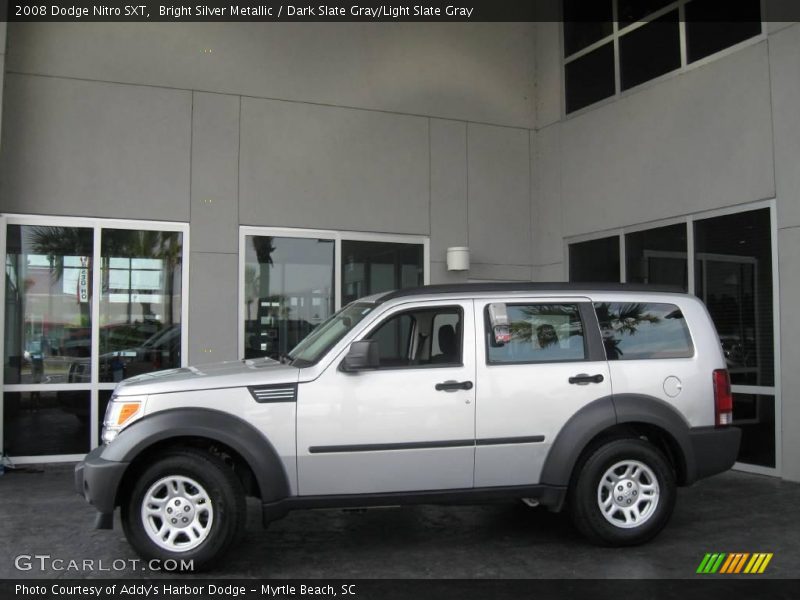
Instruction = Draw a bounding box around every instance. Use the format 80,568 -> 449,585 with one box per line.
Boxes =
0,464 -> 798,579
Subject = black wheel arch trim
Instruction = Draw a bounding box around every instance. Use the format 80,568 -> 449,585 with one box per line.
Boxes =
100,407 -> 290,506
539,394 -> 721,488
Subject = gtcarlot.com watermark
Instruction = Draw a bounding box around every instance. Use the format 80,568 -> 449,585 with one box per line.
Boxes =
14,554 -> 193,573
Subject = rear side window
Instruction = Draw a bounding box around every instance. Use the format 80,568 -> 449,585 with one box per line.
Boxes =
594,302 -> 694,360
486,304 -> 586,365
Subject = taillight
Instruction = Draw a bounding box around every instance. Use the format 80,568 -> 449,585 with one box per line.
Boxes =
713,369 -> 733,426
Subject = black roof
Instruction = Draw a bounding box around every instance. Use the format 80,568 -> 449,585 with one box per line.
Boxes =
378,282 -> 685,302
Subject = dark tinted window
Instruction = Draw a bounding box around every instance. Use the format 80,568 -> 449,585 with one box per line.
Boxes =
563,0 -> 613,56
620,10 -> 681,90
569,236 -> 620,283
618,0 -> 675,27
486,304 -> 586,365
594,302 -> 694,360
694,208 -> 773,387
565,43 -> 616,113
625,224 -> 688,290
4,390 -> 90,456
341,240 -> 423,305
686,0 -> 762,63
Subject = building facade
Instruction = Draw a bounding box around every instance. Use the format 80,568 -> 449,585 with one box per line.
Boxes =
0,12 -> 798,482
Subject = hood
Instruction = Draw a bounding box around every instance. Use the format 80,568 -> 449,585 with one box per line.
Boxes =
113,357 -> 299,396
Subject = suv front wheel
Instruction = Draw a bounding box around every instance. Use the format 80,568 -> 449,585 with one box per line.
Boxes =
569,438 -> 676,546
121,448 -> 245,570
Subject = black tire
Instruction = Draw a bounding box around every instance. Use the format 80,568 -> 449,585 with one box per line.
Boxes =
121,448 -> 245,571
569,438 -> 676,546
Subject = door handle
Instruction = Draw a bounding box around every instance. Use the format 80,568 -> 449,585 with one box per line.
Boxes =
569,373 -> 605,385
435,380 -> 474,392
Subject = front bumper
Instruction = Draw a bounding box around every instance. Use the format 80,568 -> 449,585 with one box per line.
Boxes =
688,426 -> 742,482
74,445 -> 129,529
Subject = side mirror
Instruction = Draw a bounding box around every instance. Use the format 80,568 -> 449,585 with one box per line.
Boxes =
340,340 -> 380,372
488,303 -> 511,346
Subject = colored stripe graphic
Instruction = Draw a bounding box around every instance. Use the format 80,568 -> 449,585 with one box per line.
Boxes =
758,554 -> 773,573
719,554 -> 736,574
698,553 -> 772,574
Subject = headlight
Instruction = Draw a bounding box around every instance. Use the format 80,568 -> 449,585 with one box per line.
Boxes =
102,395 -> 146,444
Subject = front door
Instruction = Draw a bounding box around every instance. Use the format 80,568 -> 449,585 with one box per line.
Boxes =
296,300 -> 476,496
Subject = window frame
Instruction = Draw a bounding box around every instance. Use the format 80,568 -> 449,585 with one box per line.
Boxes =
363,305 -> 465,371
483,302 -> 591,367
561,0 -> 766,117
0,213 -> 190,464
563,198 -> 781,477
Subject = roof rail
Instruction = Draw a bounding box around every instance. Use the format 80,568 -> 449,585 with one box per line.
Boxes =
378,281 -> 685,302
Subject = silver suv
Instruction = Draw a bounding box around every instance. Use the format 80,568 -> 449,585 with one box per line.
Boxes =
75,283 -> 741,568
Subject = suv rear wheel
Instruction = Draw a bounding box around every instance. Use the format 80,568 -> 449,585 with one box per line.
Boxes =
121,448 -> 245,570
569,438 -> 676,546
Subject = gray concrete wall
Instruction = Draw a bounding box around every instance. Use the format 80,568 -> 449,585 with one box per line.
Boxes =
0,22 -> 537,366
768,23 -> 800,482
530,22 -> 799,481
5,22 -> 535,128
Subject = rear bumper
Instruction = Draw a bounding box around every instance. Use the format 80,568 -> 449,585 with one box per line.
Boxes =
74,445 -> 129,529
688,426 -> 742,482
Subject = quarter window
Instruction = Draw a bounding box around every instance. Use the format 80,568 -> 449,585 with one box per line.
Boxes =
594,302 -> 694,360
486,304 -> 586,365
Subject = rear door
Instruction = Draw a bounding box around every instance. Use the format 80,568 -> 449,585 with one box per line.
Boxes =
473,297 -> 611,487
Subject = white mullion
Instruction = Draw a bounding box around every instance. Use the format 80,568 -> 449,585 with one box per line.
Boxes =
334,234 -> 343,310
612,0 -> 621,95
0,215 -> 6,459
238,228 -> 246,359
619,234 -> 626,282
770,200 -> 782,476
180,224 -> 190,369
686,216 -> 695,295
678,0 -> 688,67
89,226 -> 102,449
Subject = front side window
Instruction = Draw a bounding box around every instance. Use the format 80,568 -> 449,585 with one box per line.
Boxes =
594,302 -> 694,360
366,306 -> 463,369
486,304 -> 586,365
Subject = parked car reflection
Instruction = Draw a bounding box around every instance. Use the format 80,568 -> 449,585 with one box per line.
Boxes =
67,325 -> 180,383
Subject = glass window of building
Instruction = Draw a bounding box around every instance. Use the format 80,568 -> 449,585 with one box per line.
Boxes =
98,229 -> 183,383
243,236 -> 335,361
4,225 -> 94,385
565,43 -> 616,114
563,0 -> 762,113
694,208 -> 775,467
3,220 -> 187,460
625,223 -> 688,289
685,0 -> 762,64
341,241 -> 424,305
569,236 -> 620,283
562,0 -> 612,57
619,10 -> 681,91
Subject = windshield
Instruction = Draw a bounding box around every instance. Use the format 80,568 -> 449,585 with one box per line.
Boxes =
288,302 -> 375,367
